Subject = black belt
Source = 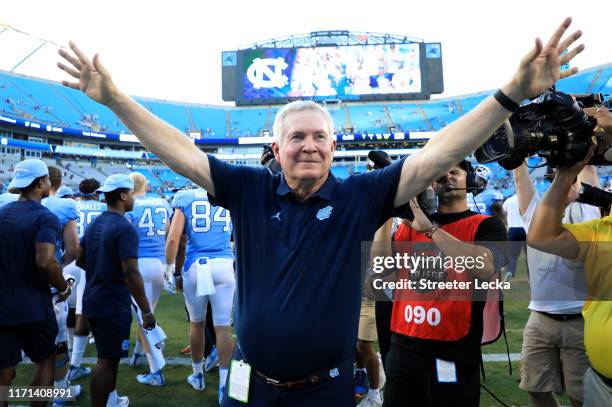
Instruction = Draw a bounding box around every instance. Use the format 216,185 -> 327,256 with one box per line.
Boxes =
593,367 -> 612,387
252,358 -> 349,390
536,311 -> 583,322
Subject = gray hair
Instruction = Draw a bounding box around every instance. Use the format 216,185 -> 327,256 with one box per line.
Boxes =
272,101 -> 334,145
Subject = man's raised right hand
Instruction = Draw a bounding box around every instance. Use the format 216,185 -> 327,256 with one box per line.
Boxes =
58,41 -> 118,106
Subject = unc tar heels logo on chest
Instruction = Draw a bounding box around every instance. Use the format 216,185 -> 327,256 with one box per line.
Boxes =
329,368 -> 339,378
316,206 -> 333,221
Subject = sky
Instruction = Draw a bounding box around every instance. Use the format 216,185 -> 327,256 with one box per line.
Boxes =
1,0 -> 610,105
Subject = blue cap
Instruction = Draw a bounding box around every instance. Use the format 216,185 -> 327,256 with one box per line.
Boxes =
7,159 -> 49,193
56,186 -> 74,198
97,174 -> 134,194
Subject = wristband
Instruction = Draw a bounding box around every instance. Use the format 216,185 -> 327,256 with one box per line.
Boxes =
493,89 -> 520,112
173,273 -> 182,277
424,223 -> 441,239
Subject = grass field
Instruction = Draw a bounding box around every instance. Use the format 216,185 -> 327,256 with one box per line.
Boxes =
11,255 -> 574,406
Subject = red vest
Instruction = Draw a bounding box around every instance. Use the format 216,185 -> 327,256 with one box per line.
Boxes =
390,214 -> 489,342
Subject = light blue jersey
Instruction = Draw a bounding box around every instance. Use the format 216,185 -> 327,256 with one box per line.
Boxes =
172,189 -> 233,270
126,196 -> 172,260
0,193 -> 18,208
76,200 -> 107,238
43,195 -> 79,263
474,190 -> 504,215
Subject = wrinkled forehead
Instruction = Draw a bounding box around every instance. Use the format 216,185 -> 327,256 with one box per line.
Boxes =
283,110 -> 332,137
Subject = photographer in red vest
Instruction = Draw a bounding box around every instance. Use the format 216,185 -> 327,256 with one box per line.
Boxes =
383,160 -> 507,407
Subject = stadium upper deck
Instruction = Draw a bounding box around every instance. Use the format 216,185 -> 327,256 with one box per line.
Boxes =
0,64 -> 610,142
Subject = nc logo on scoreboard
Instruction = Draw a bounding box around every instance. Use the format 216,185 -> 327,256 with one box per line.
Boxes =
246,57 -> 289,89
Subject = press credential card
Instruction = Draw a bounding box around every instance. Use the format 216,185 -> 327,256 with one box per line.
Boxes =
228,359 -> 251,403
436,358 -> 457,383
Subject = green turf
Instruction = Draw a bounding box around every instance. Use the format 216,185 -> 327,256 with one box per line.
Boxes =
9,254 -> 574,406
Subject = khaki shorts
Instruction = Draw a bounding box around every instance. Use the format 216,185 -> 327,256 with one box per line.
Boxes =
583,367 -> 612,407
519,310 -> 589,401
358,299 -> 377,342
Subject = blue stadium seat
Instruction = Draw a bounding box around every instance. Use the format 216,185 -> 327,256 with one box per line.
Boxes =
348,105 -> 388,133
2,64 -> 608,140
385,103 -> 428,132
190,106 -> 227,138
419,101 -> 459,129
229,108 -> 268,137
141,99 -> 192,134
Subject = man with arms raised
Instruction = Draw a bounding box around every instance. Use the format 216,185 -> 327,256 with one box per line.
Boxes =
59,18 -> 584,405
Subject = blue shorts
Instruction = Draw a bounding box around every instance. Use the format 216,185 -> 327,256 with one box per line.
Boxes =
89,311 -> 131,360
221,346 -> 354,407
0,309 -> 58,369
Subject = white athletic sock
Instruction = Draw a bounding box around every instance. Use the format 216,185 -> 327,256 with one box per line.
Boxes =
368,388 -> 381,400
133,340 -> 143,355
144,352 -> 164,373
67,327 -> 75,350
219,367 -> 229,387
107,389 -> 118,404
54,378 -> 68,389
70,335 -> 88,367
192,361 -> 203,375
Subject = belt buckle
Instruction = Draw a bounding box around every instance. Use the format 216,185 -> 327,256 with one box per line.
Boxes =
265,377 -> 281,386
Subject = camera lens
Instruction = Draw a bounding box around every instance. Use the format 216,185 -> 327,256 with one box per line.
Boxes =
476,131 -> 510,162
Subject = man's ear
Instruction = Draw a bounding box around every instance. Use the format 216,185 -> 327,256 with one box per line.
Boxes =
271,141 -> 281,163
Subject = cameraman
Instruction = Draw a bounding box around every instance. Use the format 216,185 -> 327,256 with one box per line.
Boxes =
383,160 -> 507,407
527,112 -> 612,407
513,160 -> 600,407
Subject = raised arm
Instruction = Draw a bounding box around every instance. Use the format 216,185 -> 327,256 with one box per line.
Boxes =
407,199 -> 498,279
513,162 -> 537,216
394,17 -> 584,207
577,165 -> 600,188
526,148 -> 595,259
57,43 -> 214,195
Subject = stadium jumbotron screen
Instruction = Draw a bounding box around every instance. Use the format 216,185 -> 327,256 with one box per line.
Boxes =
235,43 -> 425,104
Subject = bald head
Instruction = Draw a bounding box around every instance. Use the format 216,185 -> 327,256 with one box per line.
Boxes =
129,172 -> 148,194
